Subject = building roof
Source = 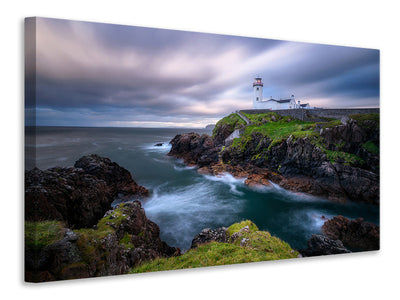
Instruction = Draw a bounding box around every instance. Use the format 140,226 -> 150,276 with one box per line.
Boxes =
268,98 -> 291,103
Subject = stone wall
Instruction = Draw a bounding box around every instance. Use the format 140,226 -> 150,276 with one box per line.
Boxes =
224,128 -> 244,146
240,108 -> 380,122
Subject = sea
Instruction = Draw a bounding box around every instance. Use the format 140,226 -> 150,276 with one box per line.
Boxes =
27,126 -> 380,250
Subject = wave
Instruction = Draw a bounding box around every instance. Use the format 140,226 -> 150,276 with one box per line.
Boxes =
143,181 -> 243,249
288,209 -> 335,236
173,165 -> 197,171
202,172 -> 246,196
152,158 -> 172,165
257,181 -> 326,203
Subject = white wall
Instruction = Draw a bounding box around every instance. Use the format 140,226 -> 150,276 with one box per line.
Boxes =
253,85 -> 263,108
254,100 -> 291,110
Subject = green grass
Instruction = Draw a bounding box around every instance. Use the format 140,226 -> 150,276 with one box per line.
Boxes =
120,233 -> 135,250
362,140 -> 379,154
349,113 -> 379,124
25,221 -> 65,251
230,114 -> 318,152
24,204 -> 137,267
319,119 -> 342,129
242,112 -> 279,123
74,204 -> 133,262
131,220 -> 299,274
325,150 -> 365,165
212,113 -> 246,137
226,220 -> 259,236
223,112 -> 374,168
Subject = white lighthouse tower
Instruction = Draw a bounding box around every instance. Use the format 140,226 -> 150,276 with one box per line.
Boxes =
253,77 -> 263,109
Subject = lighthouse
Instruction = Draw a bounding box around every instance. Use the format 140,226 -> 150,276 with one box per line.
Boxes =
251,77 -> 312,110
253,77 -> 263,109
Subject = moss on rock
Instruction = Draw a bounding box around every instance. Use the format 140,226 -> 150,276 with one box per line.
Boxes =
25,221 -> 65,252
226,220 -> 259,236
25,201 -> 179,282
131,220 -> 299,274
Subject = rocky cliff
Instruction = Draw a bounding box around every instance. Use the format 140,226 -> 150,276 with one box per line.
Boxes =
25,155 -> 179,282
169,112 -> 380,204
322,215 -> 379,251
25,154 -> 149,228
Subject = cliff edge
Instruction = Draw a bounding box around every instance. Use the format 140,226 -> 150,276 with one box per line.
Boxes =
169,112 -> 380,204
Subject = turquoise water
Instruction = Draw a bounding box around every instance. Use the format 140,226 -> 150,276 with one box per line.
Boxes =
29,127 -> 380,250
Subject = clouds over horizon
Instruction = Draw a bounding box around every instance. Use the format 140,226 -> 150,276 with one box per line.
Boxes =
27,17 -> 380,127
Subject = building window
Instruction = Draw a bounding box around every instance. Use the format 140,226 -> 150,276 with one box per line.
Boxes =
256,87 -> 259,91
256,97 -> 259,101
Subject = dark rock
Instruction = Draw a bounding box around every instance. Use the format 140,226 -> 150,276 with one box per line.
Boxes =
168,133 -> 221,167
74,154 -> 148,197
213,123 -> 237,145
154,143 -> 163,146
299,234 -> 351,257
168,113 -> 379,204
191,227 -> 227,248
25,154 -> 149,228
25,201 -> 180,282
218,118 -> 378,204
322,216 -> 380,251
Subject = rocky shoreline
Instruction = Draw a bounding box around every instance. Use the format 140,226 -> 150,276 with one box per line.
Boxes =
168,112 -> 379,204
25,151 -> 379,282
165,112 -> 380,254
25,154 -> 179,282
25,154 -> 149,228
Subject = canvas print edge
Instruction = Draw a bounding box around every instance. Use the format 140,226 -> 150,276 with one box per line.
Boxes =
24,16 -> 380,283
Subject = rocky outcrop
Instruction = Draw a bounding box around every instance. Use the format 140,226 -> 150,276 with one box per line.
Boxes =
320,117 -> 379,174
168,113 -> 380,204
25,154 -> 148,228
190,227 -> 227,248
299,234 -> 351,257
322,216 -> 380,251
25,201 -> 180,282
168,133 -> 221,167
213,123 -> 237,146
222,132 -> 378,204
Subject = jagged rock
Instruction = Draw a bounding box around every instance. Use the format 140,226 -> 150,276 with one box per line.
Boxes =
190,227 -> 227,248
25,154 -> 149,228
244,174 -> 272,188
322,216 -> 379,251
299,234 -> 351,257
169,114 -> 380,204
213,123 -> 237,145
25,201 -> 180,282
74,154 -> 148,196
230,225 -> 252,242
168,133 -> 221,167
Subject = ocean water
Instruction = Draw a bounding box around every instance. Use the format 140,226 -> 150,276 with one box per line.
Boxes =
27,127 -> 380,250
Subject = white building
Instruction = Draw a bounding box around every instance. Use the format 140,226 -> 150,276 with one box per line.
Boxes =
252,77 -> 312,110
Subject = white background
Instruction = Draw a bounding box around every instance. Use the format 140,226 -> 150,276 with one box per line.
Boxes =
1,0 -> 399,299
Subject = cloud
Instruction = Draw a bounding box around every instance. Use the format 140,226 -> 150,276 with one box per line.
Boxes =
29,17 -> 380,127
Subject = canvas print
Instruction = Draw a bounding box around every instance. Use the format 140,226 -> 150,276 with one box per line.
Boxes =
24,17 -> 380,283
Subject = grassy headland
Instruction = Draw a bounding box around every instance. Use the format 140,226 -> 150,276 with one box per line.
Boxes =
224,112 -> 379,167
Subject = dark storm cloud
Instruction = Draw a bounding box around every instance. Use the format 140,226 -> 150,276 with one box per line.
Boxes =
30,17 -> 379,127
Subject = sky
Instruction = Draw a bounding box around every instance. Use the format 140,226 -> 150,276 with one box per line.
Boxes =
26,17 -> 380,128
